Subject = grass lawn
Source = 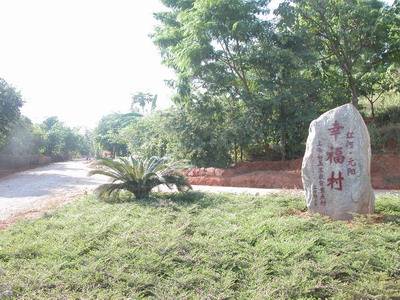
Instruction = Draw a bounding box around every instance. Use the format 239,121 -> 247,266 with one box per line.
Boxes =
0,192 -> 399,299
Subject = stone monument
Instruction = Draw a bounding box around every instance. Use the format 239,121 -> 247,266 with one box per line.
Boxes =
302,103 -> 375,220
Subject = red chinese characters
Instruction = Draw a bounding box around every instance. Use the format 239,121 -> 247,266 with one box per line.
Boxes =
325,120 -> 347,192
346,130 -> 355,148
326,146 -> 345,164
346,130 -> 357,176
315,121 -> 355,202
316,140 -> 326,206
327,171 -> 344,191
328,120 -> 344,141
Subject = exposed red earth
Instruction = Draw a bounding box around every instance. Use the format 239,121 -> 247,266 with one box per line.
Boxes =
184,154 -> 400,190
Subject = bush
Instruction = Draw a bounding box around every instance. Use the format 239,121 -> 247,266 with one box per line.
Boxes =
368,123 -> 400,153
375,106 -> 400,126
379,124 -> 400,152
246,144 -> 283,161
89,156 -> 191,200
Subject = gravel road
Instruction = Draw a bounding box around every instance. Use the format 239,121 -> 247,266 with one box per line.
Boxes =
0,160 -> 106,227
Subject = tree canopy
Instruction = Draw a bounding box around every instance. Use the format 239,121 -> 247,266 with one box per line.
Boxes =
95,112 -> 141,158
0,78 -> 23,147
146,0 -> 400,165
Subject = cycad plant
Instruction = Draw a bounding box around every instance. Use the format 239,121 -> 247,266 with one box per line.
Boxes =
89,156 -> 191,199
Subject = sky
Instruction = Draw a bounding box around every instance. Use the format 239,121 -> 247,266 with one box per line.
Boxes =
2,0 -> 390,129
0,0 -> 174,129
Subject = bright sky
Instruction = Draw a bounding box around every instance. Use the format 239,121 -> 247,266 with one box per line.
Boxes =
0,0 -> 174,129
2,0 -> 390,129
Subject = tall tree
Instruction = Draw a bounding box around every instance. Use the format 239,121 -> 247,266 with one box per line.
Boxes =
153,0 -> 323,161
291,0 -> 394,107
0,116 -> 44,156
0,78 -> 23,147
152,0 -> 397,164
131,92 -> 158,115
95,112 -> 140,158
40,117 -> 87,160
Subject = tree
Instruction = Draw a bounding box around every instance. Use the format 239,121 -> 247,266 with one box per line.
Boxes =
121,110 -> 174,159
153,0 -> 323,161
386,0 -> 400,63
130,92 -> 157,115
40,117 -> 88,160
358,65 -> 400,118
42,116 -> 60,131
95,112 -> 140,158
152,0 -> 398,165
0,78 -> 23,147
291,0 -> 394,108
0,116 -> 44,156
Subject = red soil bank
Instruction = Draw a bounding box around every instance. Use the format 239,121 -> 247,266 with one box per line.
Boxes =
185,154 -> 400,189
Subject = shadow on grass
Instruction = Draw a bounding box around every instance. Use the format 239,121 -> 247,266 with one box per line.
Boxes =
99,190 -> 217,210
382,215 -> 400,224
374,201 -> 400,224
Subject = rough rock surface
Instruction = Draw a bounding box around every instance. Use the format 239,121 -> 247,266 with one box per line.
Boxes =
302,103 -> 374,220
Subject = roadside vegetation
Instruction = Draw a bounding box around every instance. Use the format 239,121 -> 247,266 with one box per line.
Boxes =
0,193 -> 399,299
0,78 -> 93,164
0,1 -> 398,298
92,0 -> 399,167
89,156 -> 191,200
362,93 -> 400,154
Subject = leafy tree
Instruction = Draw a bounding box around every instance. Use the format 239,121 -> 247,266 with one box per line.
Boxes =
150,0 -> 398,165
0,78 -> 23,147
358,65 -> 400,118
290,0 -> 395,108
386,0 -> 400,63
153,0 -> 271,163
95,112 -> 140,158
170,103 -> 234,167
131,92 -> 158,115
42,116 -> 60,131
122,104 -> 248,167
80,130 -> 96,157
153,0 -> 323,161
0,83 -> 90,161
0,116 -> 44,156
121,111 -> 174,159
40,117 -> 87,160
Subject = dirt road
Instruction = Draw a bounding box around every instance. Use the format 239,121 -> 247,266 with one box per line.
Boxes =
0,160 -> 106,228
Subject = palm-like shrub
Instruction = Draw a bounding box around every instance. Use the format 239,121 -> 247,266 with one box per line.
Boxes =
89,156 -> 191,199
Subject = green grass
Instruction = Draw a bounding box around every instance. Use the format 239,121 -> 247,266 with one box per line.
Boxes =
0,192 -> 399,299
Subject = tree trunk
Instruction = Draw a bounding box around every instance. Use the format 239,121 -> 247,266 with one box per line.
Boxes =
280,131 -> 287,161
350,86 -> 359,108
279,100 -> 287,161
346,69 -> 359,108
234,141 -> 238,164
371,101 -> 375,119
133,188 -> 151,199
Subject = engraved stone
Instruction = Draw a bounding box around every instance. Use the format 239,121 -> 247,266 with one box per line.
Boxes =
302,103 -> 375,220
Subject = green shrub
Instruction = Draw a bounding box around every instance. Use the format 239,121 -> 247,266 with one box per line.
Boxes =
375,106 -> 400,126
368,123 -> 400,153
89,156 -> 191,200
379,123 -> 400,152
